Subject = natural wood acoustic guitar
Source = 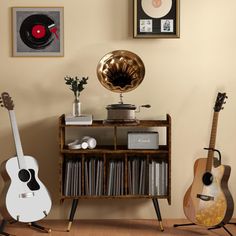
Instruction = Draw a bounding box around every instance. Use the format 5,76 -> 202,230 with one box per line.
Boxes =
183,92 -> 234,227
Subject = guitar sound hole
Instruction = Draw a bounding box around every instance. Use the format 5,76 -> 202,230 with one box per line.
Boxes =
18,169 -> 30,182
202,172 -> 213,186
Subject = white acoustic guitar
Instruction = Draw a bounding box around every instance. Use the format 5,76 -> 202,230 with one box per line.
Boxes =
0,92 -> 52,223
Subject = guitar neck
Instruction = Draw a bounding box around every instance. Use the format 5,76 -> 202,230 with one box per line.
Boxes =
9,110 -> 26,169
206,111 -> 219,171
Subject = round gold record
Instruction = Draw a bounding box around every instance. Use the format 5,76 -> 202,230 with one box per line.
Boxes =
97,50 -> 145,93
141,0 -> 172,19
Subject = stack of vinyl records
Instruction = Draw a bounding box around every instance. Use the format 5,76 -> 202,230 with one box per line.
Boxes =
128,158 -> 147,195
64,159 -> 82,196
107,160 -> 125,196
84,158 -> 104,196
148,160 -> 168,196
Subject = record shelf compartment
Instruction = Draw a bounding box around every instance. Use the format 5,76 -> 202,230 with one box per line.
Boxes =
58,114 -> 171,232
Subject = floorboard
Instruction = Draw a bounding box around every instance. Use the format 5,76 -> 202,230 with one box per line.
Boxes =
2,219 -> 236,236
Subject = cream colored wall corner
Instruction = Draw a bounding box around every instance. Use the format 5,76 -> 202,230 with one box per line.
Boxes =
0,0 -> 236,220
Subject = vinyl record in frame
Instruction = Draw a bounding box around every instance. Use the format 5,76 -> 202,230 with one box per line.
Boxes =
133,0 -> 180,38
12,7 -> 64,57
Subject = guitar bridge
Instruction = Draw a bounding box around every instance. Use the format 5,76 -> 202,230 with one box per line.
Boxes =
19,192 -> 35,198
197,194 -> 214,201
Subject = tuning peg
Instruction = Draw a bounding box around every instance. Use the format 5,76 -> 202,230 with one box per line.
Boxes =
226,96 -> 228,99
224,101 -> 226,104
221,107 -> 224,110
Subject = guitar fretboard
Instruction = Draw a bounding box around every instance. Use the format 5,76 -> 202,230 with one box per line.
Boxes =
206,112 -> 219,172
9,110 -> 26,169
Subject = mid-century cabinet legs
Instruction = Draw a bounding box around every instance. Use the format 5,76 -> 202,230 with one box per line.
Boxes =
67,199 -> 79,232
66,198 -> 164,233
152,198 -> 164,231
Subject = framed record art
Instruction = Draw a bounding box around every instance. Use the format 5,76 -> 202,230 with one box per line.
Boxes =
133,0 -> 180,38
12,7 -> 64,57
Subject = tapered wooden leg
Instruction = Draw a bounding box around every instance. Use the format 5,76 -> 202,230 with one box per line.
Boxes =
67,199 -> 79,232
152,198 -> 164,231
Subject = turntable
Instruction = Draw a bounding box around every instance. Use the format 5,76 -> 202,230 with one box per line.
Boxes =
97,50 -> 150,124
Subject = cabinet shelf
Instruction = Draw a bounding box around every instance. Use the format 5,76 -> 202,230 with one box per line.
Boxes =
61,145 -> 169,154
60,195 -> 168,200
59,117 -> 170,128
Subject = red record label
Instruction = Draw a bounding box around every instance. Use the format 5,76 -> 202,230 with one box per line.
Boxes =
31,25 -> 46,39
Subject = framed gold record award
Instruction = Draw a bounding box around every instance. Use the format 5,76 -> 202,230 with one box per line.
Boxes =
133,0 -> 180,38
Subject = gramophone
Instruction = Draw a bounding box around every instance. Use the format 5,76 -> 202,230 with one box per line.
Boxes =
97,50 -> 150,124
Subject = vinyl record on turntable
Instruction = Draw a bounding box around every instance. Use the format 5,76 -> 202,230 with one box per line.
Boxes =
141,0 -> 172,18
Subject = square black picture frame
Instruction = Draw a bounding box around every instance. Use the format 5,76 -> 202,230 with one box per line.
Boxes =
133,0 -> 180,38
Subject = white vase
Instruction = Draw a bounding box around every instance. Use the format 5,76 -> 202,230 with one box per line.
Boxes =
72,97 -> 81,116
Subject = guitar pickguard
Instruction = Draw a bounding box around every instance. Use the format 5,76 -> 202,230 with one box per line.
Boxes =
27,169 -> 40,191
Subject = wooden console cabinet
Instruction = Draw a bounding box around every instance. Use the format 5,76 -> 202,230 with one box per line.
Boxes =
58,114 -> 171,232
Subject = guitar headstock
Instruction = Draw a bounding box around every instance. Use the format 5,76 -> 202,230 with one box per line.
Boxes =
0,92 -> 14,110
214,92 -> 227,112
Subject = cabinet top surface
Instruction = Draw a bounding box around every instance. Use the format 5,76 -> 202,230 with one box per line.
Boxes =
59,114 -> 171,127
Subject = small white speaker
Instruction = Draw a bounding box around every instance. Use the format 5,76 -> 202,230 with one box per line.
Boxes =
128,132 -> 159,149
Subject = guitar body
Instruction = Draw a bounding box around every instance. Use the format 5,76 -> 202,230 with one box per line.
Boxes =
0,156 -> 52,223
183,158 -> 234,227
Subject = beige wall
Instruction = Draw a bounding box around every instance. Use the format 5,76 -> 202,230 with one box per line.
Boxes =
1,0 -> 236,220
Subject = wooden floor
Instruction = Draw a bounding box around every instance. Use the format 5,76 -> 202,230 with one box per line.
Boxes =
2,219 -> 236,236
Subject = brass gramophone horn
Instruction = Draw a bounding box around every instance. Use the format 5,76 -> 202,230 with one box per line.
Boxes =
97,50 -> 145,94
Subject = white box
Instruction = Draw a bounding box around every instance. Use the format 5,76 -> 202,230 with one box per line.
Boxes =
65,114 -> 93,125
